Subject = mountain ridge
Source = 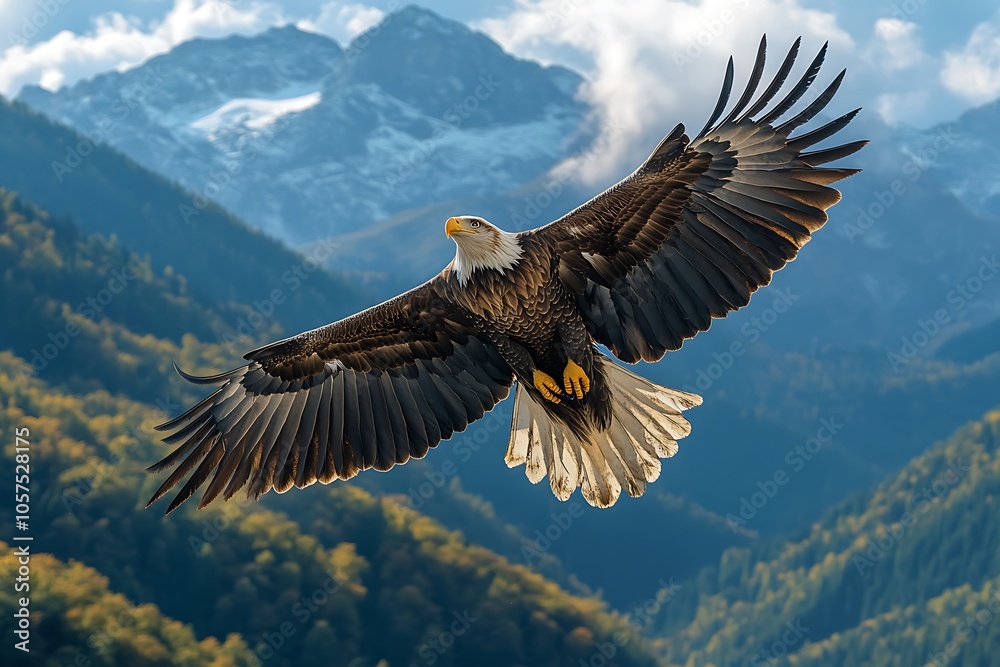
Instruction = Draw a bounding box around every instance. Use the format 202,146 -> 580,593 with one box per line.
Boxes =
19,6 -> 591,244
654,407 -> 1000,666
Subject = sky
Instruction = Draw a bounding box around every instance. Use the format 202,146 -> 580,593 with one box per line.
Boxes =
1,0 -> 999,181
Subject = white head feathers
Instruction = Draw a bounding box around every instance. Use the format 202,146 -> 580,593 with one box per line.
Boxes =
446,216 -> 523,285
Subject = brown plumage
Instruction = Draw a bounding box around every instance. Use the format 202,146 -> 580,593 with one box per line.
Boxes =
147,36 -> 865,513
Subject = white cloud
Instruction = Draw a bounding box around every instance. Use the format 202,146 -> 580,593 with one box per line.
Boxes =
475,0 -> 853,184
859,17 -> 934,124
297,1 -> 384,43
0,0 -> 284,95
875,89 -> 930,126
0,0 -> 392,99
941,13 -> 1000,104
870,18 -> 924,72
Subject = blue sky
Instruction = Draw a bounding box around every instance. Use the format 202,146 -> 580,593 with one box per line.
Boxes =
2,0 -> 999,181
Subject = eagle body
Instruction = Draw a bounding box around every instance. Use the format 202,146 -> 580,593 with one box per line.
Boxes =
443,234 -> 614,442
147,37 -> 866,514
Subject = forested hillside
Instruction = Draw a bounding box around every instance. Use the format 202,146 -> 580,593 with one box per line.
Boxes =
0,542 -> 248,666
0,353 -> 664,666
654,408 -> 1000,666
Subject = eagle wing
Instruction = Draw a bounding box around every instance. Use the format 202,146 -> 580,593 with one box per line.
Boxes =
527,37 -> 866,363
148,279 -> 513,513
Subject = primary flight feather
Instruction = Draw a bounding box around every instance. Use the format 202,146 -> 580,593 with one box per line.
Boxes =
147,36 -> 865,513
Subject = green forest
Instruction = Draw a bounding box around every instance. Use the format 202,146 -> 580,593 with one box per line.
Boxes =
655,410 -> 1000,666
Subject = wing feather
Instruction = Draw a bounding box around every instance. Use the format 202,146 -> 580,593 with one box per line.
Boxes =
365,373 -> 394,472
224,394 -> 283,500
738,37 -> 801,122
379,373 -> 412,466
168,436 -> 225,514
719,35 -> 768,127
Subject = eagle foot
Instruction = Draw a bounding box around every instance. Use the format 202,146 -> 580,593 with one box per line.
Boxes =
533,370 -> 563,404
562,359 -> 590,400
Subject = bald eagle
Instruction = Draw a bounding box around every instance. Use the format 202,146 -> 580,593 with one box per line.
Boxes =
147,37 -> 865,514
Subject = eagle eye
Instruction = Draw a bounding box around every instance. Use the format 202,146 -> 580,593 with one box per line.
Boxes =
471,220 -> 482,229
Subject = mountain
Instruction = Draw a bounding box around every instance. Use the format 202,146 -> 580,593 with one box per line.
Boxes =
6,80 -> 1000,667
5,188 -> 999,663
18,6 -> 590,245
652,407 -> 1000,666
0,96 -> 369,341
0,543 -> 248,666
18,7 -> 1000,350
900,98 -> 1000,218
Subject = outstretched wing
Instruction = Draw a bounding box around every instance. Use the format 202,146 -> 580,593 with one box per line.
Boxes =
529,36 -> 866,363
147,279 -> 513,513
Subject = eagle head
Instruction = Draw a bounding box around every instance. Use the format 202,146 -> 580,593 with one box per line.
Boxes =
445,216 -> 523,284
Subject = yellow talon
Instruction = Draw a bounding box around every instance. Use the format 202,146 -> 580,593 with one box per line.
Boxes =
533,369 -> 562,404
563,359 -> 590,400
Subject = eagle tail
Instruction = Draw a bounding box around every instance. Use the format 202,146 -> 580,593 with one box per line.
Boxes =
505,360 -> 701,507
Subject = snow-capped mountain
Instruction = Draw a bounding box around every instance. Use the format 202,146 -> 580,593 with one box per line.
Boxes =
19,6 -> 590,244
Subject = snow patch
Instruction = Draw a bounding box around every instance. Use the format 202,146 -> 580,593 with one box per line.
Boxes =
191,91 -> 322,137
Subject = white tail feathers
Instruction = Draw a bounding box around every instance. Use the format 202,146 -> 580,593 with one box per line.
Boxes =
505,361 -> 701,508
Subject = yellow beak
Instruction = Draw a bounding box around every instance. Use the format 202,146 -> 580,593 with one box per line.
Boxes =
445,217 -> 463,237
